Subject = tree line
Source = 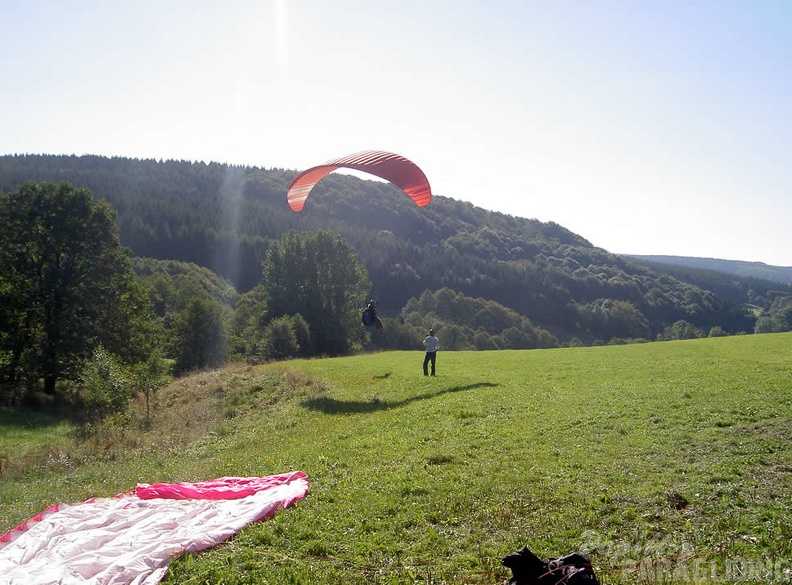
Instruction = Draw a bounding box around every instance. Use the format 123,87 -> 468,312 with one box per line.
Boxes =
4,182 -> 556,415
0,182 -> 375,413
3,176 -> 792,420
1,155 -> 790,349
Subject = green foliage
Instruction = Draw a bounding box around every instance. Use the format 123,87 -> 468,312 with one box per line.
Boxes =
659,319 -> 705,340
171,298 -> 228,374
755,295 -> 792,333
133,257 -> 238,370
261,230 -> 371,356
365,317 -> 423,351
77,346 -> 132,424
401,288 -> 557,349
129,350 -> 170,419
133,257 -> 238,311
578,299 -> 652,341
1,155 -> 778,346
708,325 -> 728,337
0,181 -> 156,399
261,314 -> 310,361
228,284 -> 269,360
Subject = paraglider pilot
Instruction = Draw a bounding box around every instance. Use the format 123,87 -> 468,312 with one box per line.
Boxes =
362,300 -> 383,330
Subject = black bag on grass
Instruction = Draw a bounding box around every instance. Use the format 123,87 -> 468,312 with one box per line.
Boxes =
501,545 -> 599,584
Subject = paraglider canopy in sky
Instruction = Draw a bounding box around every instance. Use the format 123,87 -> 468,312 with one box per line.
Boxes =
287,150 -> 432,212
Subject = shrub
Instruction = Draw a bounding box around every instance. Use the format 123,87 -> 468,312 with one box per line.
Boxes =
79,346 -> 132,423
261,315 -> 310,360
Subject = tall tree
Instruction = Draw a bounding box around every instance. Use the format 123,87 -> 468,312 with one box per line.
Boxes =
171,298 -> 228,374
0,182 -> 153,398
261,230 -> 371,355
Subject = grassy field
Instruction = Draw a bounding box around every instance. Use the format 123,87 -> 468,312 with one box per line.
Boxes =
1,333 -> 791,583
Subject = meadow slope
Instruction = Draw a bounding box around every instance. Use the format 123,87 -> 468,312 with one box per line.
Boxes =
1,334 -> 791,584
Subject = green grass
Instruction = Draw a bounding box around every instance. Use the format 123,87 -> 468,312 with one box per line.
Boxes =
0,406 -> 75,481
1,333 -> 791,583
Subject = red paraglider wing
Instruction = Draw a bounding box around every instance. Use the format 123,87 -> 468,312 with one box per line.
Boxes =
287,150 -> 432,212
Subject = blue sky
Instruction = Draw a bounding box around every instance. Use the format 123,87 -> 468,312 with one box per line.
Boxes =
2,0 -> 790,266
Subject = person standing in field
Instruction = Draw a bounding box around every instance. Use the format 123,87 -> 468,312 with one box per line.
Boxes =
422,329 -> 439,376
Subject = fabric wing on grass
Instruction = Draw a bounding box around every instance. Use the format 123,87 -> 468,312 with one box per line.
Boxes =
0,471 -> 309,585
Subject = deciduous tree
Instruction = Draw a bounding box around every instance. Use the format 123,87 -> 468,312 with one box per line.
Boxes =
0,182 -> 153,399
261,231 -> 371,356
171,298 -> 228,374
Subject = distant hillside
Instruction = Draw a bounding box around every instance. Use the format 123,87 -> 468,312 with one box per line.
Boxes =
628,255 -> 792,285
2,154 -> 785,343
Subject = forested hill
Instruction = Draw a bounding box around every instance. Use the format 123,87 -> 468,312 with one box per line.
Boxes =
1,154 -> 787,343
628,255 -> 792,286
